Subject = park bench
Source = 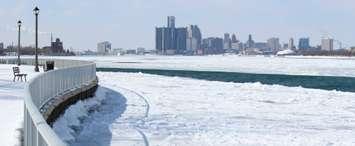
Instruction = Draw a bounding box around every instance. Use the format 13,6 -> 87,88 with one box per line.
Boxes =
13,67 -> 27,82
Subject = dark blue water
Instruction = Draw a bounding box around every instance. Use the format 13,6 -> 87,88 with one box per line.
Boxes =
97,68 -> 355,93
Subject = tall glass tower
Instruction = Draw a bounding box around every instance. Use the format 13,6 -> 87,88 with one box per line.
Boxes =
167,16 -> 175,28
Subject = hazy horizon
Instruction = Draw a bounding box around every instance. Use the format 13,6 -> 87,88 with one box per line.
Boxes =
0,0 -> 354,51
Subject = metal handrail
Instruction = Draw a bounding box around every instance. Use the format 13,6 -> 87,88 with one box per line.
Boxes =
0,58 -> 96,146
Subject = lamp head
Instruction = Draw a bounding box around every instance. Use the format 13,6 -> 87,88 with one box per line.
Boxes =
17,20 -> 22,26
33,7 -> 40,15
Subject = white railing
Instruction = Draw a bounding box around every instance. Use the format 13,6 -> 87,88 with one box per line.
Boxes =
0,58 -> 96,146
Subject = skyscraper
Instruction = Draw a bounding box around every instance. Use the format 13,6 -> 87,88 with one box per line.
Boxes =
0,42 -> 3,50
167,16 -> 175,28
97,41 -> 112,55
156,27 -> 174,54
0,42 -> 3,55
267,37 -> 280,52
223,33 -> 231,50
246,34 -> 255,49
231,34 -> 241,50
156,17 -> 198,55
156,27 -> 164,53
231,34 -> 238,43
186,25 -> 202,53
175,27 -> 187,54
156,17 -> 177,54
202,37 -> 223,54
288,38 -> 295,50
321,38 -> 334,51
298,38 -> 310,50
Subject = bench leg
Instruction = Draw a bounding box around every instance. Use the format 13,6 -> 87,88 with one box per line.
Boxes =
25,76 -> 27,82
13,76 -> 15,82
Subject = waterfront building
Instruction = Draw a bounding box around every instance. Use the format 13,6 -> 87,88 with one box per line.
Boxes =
321,38 -> 334,51
231,34 -> 238,43
267,37 -> 281,52
255,42 -> 269,52
51,38 -> 64,54
202,37 -> 223,54
97,41 -> 112,55
167,16 -> 175,28
246,34 -> 255,49
298,38 -> 310,50
223,33 -> 231,50
156,16 -> 194,55
186,25 -> 202,54
175,27 -> 187,54
289,38 -> 295,50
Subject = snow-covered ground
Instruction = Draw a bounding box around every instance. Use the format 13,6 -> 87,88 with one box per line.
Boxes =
0,64 -> 41,146
48,55 -> 355,77
55,72 -> 355,146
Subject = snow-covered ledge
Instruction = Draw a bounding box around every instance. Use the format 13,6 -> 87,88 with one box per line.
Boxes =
0,58 -> 97,146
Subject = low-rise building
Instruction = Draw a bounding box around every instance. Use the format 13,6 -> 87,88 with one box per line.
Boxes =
137,47 -> 145,55
351,47 -> 355,53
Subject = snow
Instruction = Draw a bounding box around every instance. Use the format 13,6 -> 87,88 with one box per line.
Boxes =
277,49 -> 295,55
54,72 -> 355,146
46,55 -> 355,77
0,64 -> 42,146
52,88 -> 109,142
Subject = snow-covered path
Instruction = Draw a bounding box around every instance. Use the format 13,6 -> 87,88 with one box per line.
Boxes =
0,65 -> 41,146
58,72 -> 355,146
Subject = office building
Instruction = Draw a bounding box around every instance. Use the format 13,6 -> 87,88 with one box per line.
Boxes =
321,38 -> 334,51
267,37 -> 281,52
223,33 -> 231,50
288,38 -> 295,50
155,27 -> 164,53
186,25 -> 202,53
156,16 -> 196,55
97,41 -> 112,55
175,27 -> 187,54
298,38 -> 310,50
231,34 -> 238,43
156,27 -> 175,54
202,37 -> 223,54
255,42 -> 269,51
0,42 -> 3,55
246,34 -> 255,49
167,16 -> 175,28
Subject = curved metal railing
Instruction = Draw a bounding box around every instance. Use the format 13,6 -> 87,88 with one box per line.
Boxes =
0,58 -> 96,146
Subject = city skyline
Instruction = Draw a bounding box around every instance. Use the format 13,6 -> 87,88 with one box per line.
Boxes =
0,0 -> 355,50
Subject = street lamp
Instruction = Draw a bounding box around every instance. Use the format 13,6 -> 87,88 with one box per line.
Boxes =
17,20 -> 22,66
33,7 -> 40,72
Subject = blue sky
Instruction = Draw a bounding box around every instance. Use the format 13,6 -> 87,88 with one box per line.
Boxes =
0,0 -> 354,51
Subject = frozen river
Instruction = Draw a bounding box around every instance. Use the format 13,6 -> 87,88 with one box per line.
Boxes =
48,55 -> 355,77
55,72 -> 355,146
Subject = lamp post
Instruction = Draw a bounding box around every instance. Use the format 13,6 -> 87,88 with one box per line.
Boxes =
33,7 -> 40,72
17,20 -> 22,66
